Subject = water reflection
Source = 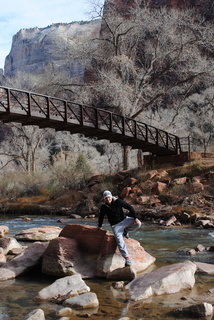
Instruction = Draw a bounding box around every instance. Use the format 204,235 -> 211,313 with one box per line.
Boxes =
0,216 -> 214,319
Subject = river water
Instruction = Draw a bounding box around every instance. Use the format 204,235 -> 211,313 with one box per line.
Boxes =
0,215 -> 214,320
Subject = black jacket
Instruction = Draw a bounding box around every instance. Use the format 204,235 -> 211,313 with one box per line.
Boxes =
98,198 -> 137,227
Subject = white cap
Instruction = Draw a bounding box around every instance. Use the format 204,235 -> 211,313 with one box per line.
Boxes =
103,190 -> 112,198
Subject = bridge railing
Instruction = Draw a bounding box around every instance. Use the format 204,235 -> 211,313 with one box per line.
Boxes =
0,86 -> 181,154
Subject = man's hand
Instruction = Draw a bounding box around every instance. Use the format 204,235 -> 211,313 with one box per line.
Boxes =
134,218 -> 140,224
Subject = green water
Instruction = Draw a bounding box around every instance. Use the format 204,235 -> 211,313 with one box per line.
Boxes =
0,216 -> 214,320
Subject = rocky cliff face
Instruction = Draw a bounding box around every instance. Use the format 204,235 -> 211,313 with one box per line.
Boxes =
4,20 -> 101,78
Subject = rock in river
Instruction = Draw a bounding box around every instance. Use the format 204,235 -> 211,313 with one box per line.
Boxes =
42,224 -> 156,278
125,260 -> 196,300
15,226 -> 62,241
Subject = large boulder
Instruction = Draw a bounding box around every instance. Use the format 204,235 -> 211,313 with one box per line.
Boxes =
125,260 -> 196,300
15,226 -> 62,241
0,242 -> 46,280
42,224 -> 155,278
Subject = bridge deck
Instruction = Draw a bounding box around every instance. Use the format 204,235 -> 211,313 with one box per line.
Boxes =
0,87 -> 182,156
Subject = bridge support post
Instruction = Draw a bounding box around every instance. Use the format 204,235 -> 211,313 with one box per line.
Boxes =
6,88 -> 11,114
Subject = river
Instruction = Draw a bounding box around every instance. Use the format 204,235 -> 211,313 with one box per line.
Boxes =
0,215 -> 214,320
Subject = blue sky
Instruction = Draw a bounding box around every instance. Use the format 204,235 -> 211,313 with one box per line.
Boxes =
0,0 -> 104,69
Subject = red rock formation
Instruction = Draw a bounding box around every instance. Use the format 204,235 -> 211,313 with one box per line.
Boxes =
102,0 -> 213,18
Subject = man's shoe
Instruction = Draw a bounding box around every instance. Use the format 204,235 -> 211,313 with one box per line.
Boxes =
123,230 -> 129,239
125,257 -> 132,266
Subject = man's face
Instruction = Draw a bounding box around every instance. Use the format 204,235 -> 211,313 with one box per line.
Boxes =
104,196 -> 112,205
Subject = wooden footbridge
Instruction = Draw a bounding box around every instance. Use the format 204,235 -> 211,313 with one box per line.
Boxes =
0,86 -> 183,156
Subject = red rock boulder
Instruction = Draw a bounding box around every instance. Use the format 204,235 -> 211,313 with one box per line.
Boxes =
42,224 -> 155,279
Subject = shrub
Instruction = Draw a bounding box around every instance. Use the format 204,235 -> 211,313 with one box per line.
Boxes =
167,162 -> 204,180
168,184 -> 189,197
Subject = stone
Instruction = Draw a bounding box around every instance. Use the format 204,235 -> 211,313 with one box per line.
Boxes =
125,260 -> 196,300
164,215 -> 177,226
203,222 -> 214,229
195,262 -> 214,274
0,237 -> 23,254
0,226 -> 9,238
8,247 -> 25,255
0,242 -> 46,280
179,212 -> 191,223
57,218 -> 69,223
88,174 -> 105,186
22,217 -> 31,221
34,273 -> 90,303
151,182 -> 167,195
195,244 -> 206,252
207,246 -> 214,252
173,302 -> 213,318
135,196 -> 151,204
119,187 -> 131,199
192,176 -> 201,183
0,248 -> 6,266
69,214 -> 82,219
56,307 -> 73,317
106,266 -> 136,280
136,195 -> 160,205
42,237 -> 78,277
131,186 -> 143,195
121,177 -> 137,186
142,170 -> 159,181
15,226 -> 62,241
113,281 -> 125,290
24,309 -> 45,320
171,177 -> 187,185
189,182 -> 204,194
42,224 -> 156,278
188,249 -> 197,256
63,292 -> 99,310
195,219 -> 213,228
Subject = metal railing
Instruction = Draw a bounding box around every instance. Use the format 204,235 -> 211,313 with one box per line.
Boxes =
0,86 -> 182,155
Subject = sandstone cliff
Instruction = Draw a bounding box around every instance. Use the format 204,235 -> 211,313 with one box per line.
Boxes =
4,20 -> 101,78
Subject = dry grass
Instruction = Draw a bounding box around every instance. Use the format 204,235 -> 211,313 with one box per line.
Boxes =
15,195 -> 49,205
0,154 -> 94,208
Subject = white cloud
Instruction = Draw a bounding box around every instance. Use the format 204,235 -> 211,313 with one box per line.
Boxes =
0,0 -> 104,69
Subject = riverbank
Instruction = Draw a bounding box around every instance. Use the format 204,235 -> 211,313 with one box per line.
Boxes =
0,156 -> 213,228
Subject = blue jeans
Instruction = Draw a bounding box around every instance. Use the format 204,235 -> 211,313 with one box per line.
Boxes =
111,217 -> 141,258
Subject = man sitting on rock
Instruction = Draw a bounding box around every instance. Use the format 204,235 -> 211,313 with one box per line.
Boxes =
98,190 -> 141,266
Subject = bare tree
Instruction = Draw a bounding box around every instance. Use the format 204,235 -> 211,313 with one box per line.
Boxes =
0,124 -> 53,172
85,1 -> 214,166
91,4 -> 213,117
184,87 -> 214,154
